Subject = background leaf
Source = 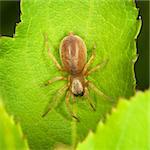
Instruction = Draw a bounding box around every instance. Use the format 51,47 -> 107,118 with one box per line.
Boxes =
0,0 -> 140,149
77,90 -> 150,150
0,99 -> 29,150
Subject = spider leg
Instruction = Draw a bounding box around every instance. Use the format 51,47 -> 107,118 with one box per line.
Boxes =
87,81 -> 111,100
85,59 -> 109,77
82,46 -> 96,75
71,93 -> 76,103
84,87 -> 96,111
65,90 -> 80,122
44,76 -> 67,86
43,33 -> 63,71
42,84 -> 68,117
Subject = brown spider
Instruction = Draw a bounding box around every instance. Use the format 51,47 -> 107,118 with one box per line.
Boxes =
42,32 -> 109,121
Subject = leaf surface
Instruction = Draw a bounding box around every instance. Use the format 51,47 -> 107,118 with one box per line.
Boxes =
77,90 -> 150,150
0,100 -> 29,150
0,0 -> 140,149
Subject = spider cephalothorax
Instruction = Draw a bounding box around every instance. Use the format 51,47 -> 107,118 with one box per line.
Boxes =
70,75 -> 85,97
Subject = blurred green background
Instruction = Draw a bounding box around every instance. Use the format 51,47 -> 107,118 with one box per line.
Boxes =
0,0 -> 149,90
135,0 -> 149,90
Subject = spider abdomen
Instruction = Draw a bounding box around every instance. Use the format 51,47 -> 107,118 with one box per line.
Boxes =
60,33 -> 87,75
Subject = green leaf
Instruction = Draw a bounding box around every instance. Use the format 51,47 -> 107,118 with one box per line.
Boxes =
0,0 -> 141,149
77,90 -> 150,150
0,99 -> 29,150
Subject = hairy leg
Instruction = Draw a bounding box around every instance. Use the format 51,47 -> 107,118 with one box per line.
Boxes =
85,59 -> 109,77
88,81 -> 111,100
71,93 -> 76,103
45,76 -> 67,86
82,46 -> 96,75
42,84 -> 68,117
65,90 -> 80,122
84,87 -> 96,111
44,33 -> 63,71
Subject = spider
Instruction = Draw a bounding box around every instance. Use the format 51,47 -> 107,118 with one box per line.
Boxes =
42,32 -> 109,121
